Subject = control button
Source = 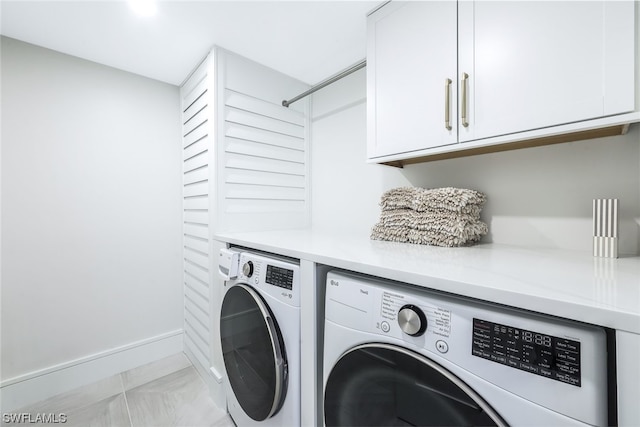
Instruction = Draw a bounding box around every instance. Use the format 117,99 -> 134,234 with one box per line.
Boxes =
436,340 -> 449,354
397,304 -> 427,337
242,261 -> 254,277
381,321 -> 390,333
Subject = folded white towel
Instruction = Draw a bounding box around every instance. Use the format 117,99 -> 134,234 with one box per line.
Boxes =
380,186 -> 486,214
371,223 -> 486,247
371,186 -> 489,247
378,209 -> 483,231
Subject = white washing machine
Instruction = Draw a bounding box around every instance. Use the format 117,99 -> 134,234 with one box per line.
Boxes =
219,249 -> 300,426
323,271 -> 611,426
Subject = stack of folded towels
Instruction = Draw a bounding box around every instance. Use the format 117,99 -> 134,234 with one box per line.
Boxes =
370,186 -> 488,247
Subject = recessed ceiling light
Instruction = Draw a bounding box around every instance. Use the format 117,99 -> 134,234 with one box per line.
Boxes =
129,0 -> 157,17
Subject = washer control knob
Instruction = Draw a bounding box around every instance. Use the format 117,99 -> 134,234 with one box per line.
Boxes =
398,304 -> 427,337
242,261 -> 254,277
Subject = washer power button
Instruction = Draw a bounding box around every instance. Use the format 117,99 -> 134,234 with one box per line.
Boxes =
436,340 -> 449,353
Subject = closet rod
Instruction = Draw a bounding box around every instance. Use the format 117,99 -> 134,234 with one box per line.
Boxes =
282,59 -> 366,108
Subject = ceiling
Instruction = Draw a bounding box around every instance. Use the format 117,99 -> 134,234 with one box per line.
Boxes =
0,0 -> 379,86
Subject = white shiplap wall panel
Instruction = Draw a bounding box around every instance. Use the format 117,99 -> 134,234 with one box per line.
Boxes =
184,246 -> 208,268
184,332 -> 209,370
183,75 -> 207,109
225,169 -> 306,189
184,125 -> 208,148
184,91 -> 208,121
181,56 -> 213,385
225,89 -> 305,125
225,183 -> 306,201
183,210 -> 209,225
183,181 -> 208,198
184,286 -> 207,310
225,199 -> 306,213
184,328 -> 209,371
183,137 -> 208,161
184,270 -> 208,295
184,260 -> 209,284
225,108 -> 304,138
184,235 -> 209,254
224,153 -> 305,176
185,299 -> 209,336
183,223 -> 208,240
183,166 -> 209,186
185,293 -> 209,322
184,276 -> 209,308
184,108 -> 209,136
184,256 -> 208,279
183,151 -> 209,173
226,137 -> 304,163
218,50 -> 309,232
226,122 -> 304,151
183,195 -> 208,210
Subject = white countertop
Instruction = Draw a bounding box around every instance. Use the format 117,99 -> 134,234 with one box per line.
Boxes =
215,228 -> 640,334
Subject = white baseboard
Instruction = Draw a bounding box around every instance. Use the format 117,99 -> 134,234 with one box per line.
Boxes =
0,329 -> 184,412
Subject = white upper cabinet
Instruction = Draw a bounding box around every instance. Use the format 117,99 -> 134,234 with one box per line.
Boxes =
367,1 -> 457,158
459,1 -> 636,143
367,1 -> 638,164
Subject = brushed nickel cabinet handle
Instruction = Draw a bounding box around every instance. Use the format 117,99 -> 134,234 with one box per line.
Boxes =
461,72 -> 469,128
445,78 -> 452,131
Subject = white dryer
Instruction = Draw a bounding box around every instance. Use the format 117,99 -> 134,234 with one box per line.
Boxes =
323,271 -> 611,426
219,249 -> 300,426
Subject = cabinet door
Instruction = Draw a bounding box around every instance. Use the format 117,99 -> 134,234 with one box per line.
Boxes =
458,1 -> 635,143
367,2 -> 457,159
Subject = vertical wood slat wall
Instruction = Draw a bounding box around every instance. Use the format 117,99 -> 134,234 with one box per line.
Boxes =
180,48 -> 310,387
181,58 -> 213,378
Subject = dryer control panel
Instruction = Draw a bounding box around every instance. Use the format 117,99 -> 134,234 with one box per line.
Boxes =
472,318 -> 581,386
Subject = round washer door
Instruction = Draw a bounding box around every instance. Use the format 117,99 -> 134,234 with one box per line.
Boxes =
220,284 -> 288,421
324,343 -> 507,427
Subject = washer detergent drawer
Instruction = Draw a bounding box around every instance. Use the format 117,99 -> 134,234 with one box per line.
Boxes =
325,271 -> 608,427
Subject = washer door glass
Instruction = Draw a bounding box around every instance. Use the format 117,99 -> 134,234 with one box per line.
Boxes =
220,284 -> 288,421
324,344 -> 506,427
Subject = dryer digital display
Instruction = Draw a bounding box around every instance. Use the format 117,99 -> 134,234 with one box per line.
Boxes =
472,318 -> 581,387
266,265 -> 294,290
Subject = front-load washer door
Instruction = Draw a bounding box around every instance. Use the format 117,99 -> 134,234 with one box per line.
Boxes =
220,284 -> 288,422
325,343 -> 507,427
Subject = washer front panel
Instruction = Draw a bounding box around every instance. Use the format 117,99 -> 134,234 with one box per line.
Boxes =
325,271 -> 608,426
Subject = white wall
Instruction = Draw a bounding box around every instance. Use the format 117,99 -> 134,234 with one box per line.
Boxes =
311,68 -> 640,255
1,37 -> 183,384
310,69 -> 410,235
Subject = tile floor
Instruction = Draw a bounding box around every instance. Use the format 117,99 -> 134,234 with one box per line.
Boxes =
4,353 -> 235,427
